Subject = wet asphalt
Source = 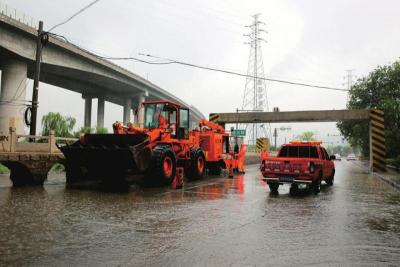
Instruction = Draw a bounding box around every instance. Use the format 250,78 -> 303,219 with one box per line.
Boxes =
0,160 -> 399,266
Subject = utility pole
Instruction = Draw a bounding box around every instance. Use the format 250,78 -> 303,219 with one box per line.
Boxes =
236,108 -> 239,131
273,128 -> 277,149
29,21 -> 44,137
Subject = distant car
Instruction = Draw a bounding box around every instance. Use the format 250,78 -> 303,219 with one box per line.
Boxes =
334,153 -> 342,161
346,153 -> 357,161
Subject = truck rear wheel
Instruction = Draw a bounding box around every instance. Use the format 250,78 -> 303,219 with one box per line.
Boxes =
268,183 -> 279,192
326,170 -> 335,186
144,145 -> 176,187
311,174 -> 322,194
186,148 -> 206,180
289,184 -> 299,195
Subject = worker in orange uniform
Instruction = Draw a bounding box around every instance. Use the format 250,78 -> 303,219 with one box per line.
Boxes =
237,144 -> 246,173
159,113 -> 167,128
260,149 -> 269,160
154,111 -> 167,128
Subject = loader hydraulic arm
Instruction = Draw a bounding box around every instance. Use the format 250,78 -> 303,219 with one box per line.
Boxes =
198,119 -> 225,133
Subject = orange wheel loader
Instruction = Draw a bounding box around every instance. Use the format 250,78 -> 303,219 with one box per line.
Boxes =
58,100 -> 243,187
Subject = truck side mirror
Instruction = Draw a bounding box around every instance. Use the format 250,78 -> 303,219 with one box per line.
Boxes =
329,155 -> 336,160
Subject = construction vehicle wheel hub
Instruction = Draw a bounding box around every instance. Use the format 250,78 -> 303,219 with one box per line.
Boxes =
163,156 -> 173,178
198,157 -> 204,173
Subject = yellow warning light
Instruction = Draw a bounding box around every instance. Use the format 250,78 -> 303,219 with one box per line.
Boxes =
289,140 -> 322,145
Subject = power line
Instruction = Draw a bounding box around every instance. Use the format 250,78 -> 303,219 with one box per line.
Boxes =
48,0 -> 101,32
45,31 -> 348,92
101,56 -> 175,65
102,54 -> 348,92
43,6 -> 346,93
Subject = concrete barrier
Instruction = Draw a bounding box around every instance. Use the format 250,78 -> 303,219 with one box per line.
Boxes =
245,152 -> 261,165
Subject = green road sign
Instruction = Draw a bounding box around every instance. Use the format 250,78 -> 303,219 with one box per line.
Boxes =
232,129 -> 246,137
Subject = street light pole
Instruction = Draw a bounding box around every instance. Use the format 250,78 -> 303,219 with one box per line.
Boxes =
29,20 -> 44,137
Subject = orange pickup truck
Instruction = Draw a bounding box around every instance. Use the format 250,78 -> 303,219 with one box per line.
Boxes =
260,141 -> 335,194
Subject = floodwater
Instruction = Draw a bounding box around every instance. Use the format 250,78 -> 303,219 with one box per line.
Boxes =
0,161 -> 399,266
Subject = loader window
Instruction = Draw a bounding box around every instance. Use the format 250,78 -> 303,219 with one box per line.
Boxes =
177,108 -> 189,139
144,103 -> 165,128
179,109 -> 189,129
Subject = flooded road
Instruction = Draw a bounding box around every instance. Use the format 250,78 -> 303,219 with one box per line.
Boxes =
1,161 -> 400,266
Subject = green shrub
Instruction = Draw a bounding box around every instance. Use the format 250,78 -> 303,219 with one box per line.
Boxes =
0,163 -> 10,174
96,127 -> 108,134
50,163 -> 65,173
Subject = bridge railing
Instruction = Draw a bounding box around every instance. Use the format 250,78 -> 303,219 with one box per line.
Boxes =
0,2 -> 38,28
0,127 -> 78,154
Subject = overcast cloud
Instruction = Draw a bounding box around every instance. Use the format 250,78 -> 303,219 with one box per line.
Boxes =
2,0 -> 400,145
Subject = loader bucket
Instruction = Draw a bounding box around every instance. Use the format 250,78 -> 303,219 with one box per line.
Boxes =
58,133 -> 151,184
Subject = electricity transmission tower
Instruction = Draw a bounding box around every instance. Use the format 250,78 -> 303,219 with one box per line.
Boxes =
344,69 -> 356,105
241,14 -> 270,145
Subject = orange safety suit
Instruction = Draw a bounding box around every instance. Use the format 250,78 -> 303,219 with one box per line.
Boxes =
260,150 -> 269,160
237,144 -> 246,173
159,114 -> 167,128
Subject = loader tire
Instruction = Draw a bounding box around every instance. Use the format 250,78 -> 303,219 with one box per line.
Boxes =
143,145 -> 176,187
186,148 -> 206,180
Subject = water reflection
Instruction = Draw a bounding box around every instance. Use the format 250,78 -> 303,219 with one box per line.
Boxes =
0,163 -> 399,266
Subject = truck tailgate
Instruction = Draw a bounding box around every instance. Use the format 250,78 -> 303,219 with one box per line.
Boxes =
262,157 -> 310,174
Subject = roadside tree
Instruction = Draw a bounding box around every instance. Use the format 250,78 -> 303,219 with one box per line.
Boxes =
337,61 -> 400,158
296,131 -> 316,141
41,112 -> 76,137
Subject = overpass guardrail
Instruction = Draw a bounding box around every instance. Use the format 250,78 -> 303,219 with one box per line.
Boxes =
0,2 -> 38,28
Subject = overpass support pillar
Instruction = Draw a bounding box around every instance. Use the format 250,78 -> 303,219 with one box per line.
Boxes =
84,97 -> 92,128
97,97 -> 105,128
0,59 -> 27,135
123,98 -> 132,124
136,94 -> 146,127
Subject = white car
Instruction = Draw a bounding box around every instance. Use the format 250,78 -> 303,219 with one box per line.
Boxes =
334,153 -> 342,160
347,153 -> 357,161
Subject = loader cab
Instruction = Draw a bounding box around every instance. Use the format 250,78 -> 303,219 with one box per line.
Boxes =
143,101 -> 190,139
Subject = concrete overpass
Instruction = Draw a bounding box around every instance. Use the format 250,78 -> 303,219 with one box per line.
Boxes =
0,8 -> 204,134
209,109 -> 371,123
209,109 -> 387,172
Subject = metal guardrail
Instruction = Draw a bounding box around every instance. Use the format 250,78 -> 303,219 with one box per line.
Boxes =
387,165 -> 400,172
0,1 -> 38,28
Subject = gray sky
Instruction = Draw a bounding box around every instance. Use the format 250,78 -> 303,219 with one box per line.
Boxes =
3,0 -> 400,145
